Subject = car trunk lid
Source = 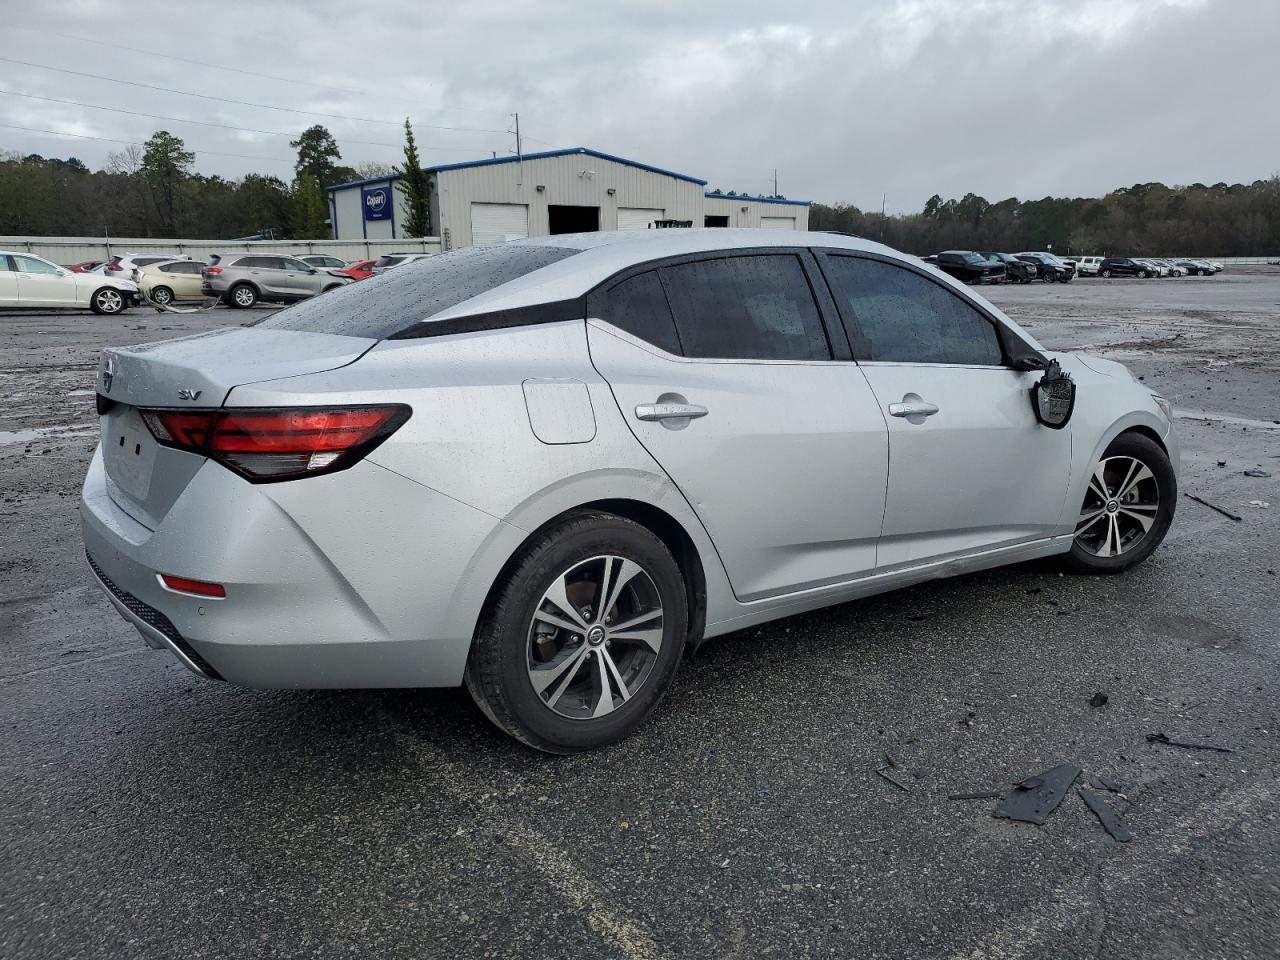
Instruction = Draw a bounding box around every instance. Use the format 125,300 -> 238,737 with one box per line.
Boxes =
97,326 -> 375,529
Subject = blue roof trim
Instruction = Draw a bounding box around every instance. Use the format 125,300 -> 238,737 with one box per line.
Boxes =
704,191 -> 811,207
326,147 -> 708,191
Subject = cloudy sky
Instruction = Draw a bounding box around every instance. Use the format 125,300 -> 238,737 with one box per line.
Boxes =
1,0 -> 1275,212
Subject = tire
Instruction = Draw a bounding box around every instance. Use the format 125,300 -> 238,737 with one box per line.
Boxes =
89,286 -> 126,315
1064,432 -> 1176,575
1100,269 -> 1111,278
150,285 -> 174,306
466,511 -> 688,753
228,283 -> 258,309
1139,270 -> 1150,278
322,284 -> 343,293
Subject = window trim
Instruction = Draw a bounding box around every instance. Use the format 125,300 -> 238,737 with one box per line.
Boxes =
811,248 -> 1043,369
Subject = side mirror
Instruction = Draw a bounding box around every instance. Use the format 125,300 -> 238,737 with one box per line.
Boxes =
1031,359 -> 1075,429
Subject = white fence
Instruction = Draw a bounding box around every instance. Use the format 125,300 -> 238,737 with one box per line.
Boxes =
0,236 -> 442,265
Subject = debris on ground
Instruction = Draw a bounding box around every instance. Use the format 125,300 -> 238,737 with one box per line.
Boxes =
948,790 -> 1004,801
1249,500 -> 1270,509
1089,692 -> 1109,708
992,764 -> 1081,825
1146,731 -> 1234,753
1217,460 -> 1227,467
1079,787 -> 1133,842
875,766 -> 910,792
1185,493 -> 1243,522
1092,774 -> 1125,795
1243,468 -> 1272,478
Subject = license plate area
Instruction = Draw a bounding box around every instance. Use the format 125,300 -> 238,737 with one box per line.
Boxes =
103,405 -> 158,503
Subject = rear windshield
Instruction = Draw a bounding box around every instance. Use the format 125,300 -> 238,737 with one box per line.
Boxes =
373,255 -> 404,268
206,255 -> 222,266
257,244 -> 583,339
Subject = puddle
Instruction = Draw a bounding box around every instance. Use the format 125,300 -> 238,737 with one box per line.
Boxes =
1175,409 -> 1280,430
0,423 -> 97,446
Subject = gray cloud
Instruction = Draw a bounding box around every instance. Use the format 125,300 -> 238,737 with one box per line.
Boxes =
2,0 -> 1274,212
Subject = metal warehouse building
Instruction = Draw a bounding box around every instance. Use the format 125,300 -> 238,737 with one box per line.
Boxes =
327,147 -> 810,248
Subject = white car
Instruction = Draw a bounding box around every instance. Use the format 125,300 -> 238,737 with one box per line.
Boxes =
1135,258 -> 1169,277
92,253 -> 193,284
0,251 -> 137,314
1073,256 -> 1103,276
370,253 -> 433,274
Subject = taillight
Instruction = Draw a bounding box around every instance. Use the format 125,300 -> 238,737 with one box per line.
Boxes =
159,574 -> 226,598
140,405 -> 410,482
105,263 -> 122,271
205,266 -> 222,275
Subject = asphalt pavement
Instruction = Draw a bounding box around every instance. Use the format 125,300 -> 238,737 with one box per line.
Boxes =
2,272 -> 1278,959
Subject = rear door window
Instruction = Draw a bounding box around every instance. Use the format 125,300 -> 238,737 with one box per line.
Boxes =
598,270 -> 682,355
659,254 -> 830,361
821,255 -> 1004,366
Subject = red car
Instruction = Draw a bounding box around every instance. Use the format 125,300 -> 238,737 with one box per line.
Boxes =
68,260 -> 104,273
332,258 -> 376,282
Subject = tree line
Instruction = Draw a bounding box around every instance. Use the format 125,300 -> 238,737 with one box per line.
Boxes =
0,122 -> 433,241
810,177 -> 1280,256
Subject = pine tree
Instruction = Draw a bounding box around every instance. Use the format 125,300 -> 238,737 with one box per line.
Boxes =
290,174 -> 328,239
397,119 -> 432,237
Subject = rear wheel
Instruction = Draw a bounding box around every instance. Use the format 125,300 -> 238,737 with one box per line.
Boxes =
228,283 -> 257,309
90,287 -> 125,315
466,512 -> 688,753
1065,432 -> 1176,574
1101,269 -> 1112,278
150,285 -> 174,305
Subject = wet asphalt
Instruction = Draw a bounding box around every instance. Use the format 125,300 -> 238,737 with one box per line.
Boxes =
2,271 -> 1278,959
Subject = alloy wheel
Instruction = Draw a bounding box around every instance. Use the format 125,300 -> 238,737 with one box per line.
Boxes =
234,286 -> 256,307
526,555 -> 663,720
96,289 -> 122,313
152,287 -> 173,305
1075,455 -> 1160,557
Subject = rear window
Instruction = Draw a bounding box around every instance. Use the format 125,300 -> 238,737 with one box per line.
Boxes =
373,255 -> 405,268
258,244 -> 583,339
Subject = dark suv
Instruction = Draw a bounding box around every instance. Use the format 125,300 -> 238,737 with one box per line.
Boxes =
978,252 -> 1037,283
1098,257 -> 1154,278
1016,252 -> 1074,282
933,250 -> 1005,284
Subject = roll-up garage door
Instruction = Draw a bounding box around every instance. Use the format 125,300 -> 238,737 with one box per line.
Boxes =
470,203 -> 529,246
617,207 -> 665,231
760,216 -> 796,230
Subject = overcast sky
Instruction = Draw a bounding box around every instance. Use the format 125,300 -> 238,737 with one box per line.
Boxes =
1,0 -> 1275,212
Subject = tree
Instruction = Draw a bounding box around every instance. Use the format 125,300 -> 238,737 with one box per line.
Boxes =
355,160 -> 394,179
395,118 -> 432,237
140,131 -> 194,235
290,125 -> 342,188
290,174 -> 328,239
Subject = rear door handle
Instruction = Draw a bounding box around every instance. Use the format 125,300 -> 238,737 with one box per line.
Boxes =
635,402 -> 708,422
888,396 -> 940,418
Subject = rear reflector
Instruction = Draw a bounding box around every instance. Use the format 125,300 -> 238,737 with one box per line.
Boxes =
141,405 -> 410,483
160,574 -> 227,598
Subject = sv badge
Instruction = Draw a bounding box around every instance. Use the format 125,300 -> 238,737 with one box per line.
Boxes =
177,388 -> 202,401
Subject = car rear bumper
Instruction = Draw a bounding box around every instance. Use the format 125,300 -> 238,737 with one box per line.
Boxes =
80,446 -> 507,688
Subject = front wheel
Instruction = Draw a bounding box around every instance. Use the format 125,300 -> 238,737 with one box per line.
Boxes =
149,285 -> 174,306
228,283 -> 258,309
1065,432 -> 1176,574
1100,269 -> 1112,278
90,287 -> 126,315
466,512 -> 688,753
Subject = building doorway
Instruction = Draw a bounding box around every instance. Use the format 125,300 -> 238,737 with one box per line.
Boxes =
549,205 -> 600,235
704,215 -> 730,227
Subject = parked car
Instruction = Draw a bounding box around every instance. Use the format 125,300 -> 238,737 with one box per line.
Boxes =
103,253 -> 192,284
1098,257 -> 1154,278
1146,258 -> 1186,277
978,251 -> 1037,283
1173,258 -> 1217,276
1016,252 -> 1075,282
68,259 -> 105,273
371,253 -> 434,274
933,250 -> 1005,284
297,254 -> 348,270
139,260 -> 208,305
332,258 -> 377,282
1,251 -> 137,314
83,229 -> 1179,753
201,253 -> 351,308
1072,256 -> 1103,277
1135,258 -> 1169,277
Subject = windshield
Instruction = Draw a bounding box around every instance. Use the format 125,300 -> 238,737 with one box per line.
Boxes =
373,255 -> 404,268
258,244 -> 583,339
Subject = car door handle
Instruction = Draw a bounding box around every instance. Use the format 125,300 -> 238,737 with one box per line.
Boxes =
635,402 -> 708,422
888,398 -> 940,418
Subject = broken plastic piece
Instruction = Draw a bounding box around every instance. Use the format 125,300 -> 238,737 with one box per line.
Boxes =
948,790 -> 1004,801
1079,788 -> 1133,842
1146,732 -> 1233,753
1243,469 -> 1271,478
876,766 -> 910,792
1185,494 -> 1242,522
1089,692 -> 1109,708
993,765 -> 1081,825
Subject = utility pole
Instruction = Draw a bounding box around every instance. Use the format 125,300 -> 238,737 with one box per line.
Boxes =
512,112 -> 522,159
880,192 -> 887,242
773,168 -> 778,197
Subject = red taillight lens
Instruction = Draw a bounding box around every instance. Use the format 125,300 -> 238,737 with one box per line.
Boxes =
105,263 -> 122,271
160,574 -> 226,598
205,266 -> 222,275
141,405 -> 410,482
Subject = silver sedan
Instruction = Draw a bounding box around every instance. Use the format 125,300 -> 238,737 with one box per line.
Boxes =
82,230 -> 1178,752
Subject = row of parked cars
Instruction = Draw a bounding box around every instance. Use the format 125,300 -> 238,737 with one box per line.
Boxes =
0,250 -> 435,314
925,250 -> 1224,285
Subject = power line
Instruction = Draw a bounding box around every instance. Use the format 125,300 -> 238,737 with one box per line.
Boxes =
0,88 -> 507,154
12,24 -> 511,121
0,121 -> 294,163
0,56 -> 510,134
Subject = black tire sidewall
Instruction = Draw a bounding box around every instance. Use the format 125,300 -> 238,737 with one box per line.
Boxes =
471,515 -> 687,753
152,286 -> 173,304
90,287 -> 123,314
229,283 -> 257,308
1066,432 -> 1177,574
